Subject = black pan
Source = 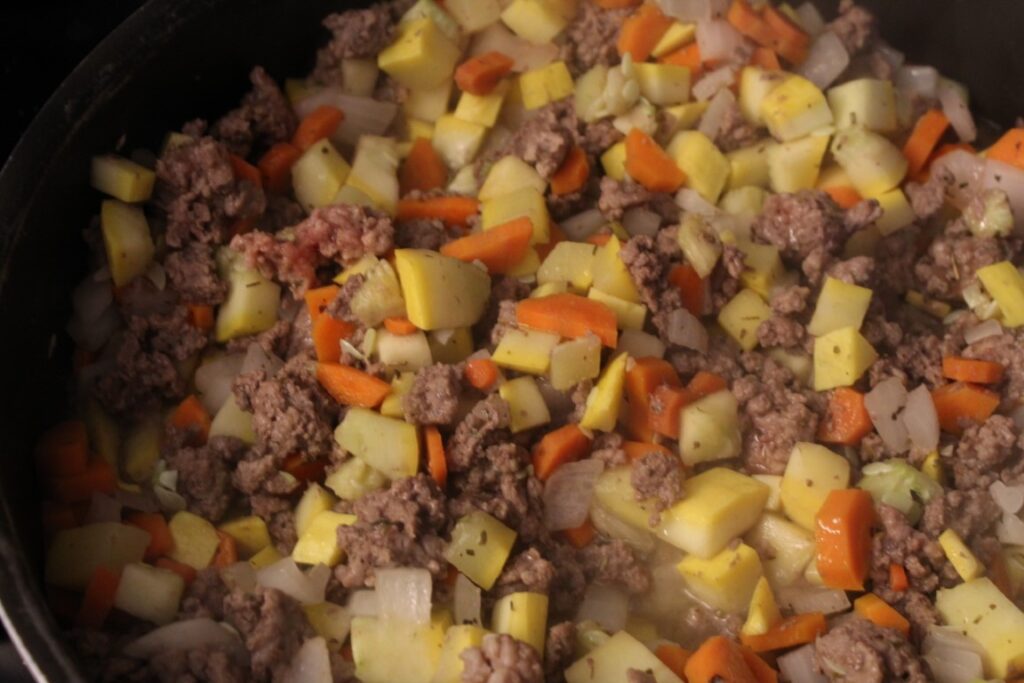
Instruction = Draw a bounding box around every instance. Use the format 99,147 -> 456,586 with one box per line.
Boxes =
0,0 -> 1020,679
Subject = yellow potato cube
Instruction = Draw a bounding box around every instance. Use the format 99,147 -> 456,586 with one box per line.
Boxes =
938,529 -> 984,581
215,262 -> 281,343
433,114 -> 488,169
565,631 -> 684,683
813,326 -> 878,391
249,545 -> 283,569
481,186 -> 551,243
601,141 -> 628,181
830,127 -> 908,197
501,0 -> 569,45
113,562 -> 185,625
122,417 -> 161,484
769,348 -> 813,387
580,352 -> 628,432
519,61 -> 575,110
336,408 -> 420,480
633,63 -> 691,106
209,396 -> 256,444
507,247 -> 541,277
718,288 -> 773,351
292,138 -> 352,211
445,511 -> 517,590
760,74 -> 834,142
977,261 -> 1024,327
293,511 -> 357,566
872,187 -> 915,236
218,516 -> 271,557
493,328 -> 561,375
549,335 -> 602,390
492,592 -> 549,655
295,483 -> 338,538
404,79 -> 454,123
404,118 -> 435,142
679,390 -> 742,466
500,376 -> 552,433
342,59 -> 380,97
304,602 -> 354,651
347,135 -> 401,215
395,249 -> 492,330
334,254 -> 380,285
479,156 -> 547,201
667,130 -> 730,202
90,154 -> 156,202
827,78 -> 897,133
352,615 -> 448,683
807,276 -> 873,336
532,282 -> 568,298
101,200 -> 155,287
445,0 -> 502,31
660,101 -> 709,140
45,523 -> 149,590
588,289 -> 646,330
428,327 -> 474,365
168,511 -> 220,570
592,235 -> 641,303
378,18 -> 461,89
727,143 -> 772,190
780,442 -> 851,530
752,475 -> 784,512
538,241 -> 597,291
651,21 -> 697,58
434,625 -> 489,683
325,455 -> 389,502
677,542 -> 764,614
768,134 -> 830,193
739,66 -> 788,126
676,213 -> 722,279
744,512 -> 816,588
377,329 -> 433,372
742,576 -> 782,636
593,466 -> 656,530
720,186 -> 768,219
936,578 -> 1024,679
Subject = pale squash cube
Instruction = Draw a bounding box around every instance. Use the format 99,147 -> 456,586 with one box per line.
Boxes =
395,249 -> 492,330
209,396 -> 256,444
676,214 -> 722,279
780,442 -> 851,530
601,141 -> 628,181
295,483 -> 338,538
736,242 -> 783,299
538,242 -> 596,291
218,516 -> 272,557
45,523 -> 149,590
742,576 -> 782,636
168,511 -> 220,570
587,289 -> 646,330
335,408 -> 420,480
872,188 -> 915,236
938,529 -> 983,581
433,115 -> 488,169
720,186 -> 768,219
977,261 -> 1024,327
349,259 -> 406,328
481,186 -> 551,243
434,625 -> 488,683
718,288 -> 773,351
827,78 -> 897,133
651,21 -> 697,58
404,79 -> 454,123
378,18 -> 461,89
292,139 -> 351,211
593,466 -> 657,531
580,352 -> 629,432
304,602 -> 354,651
752,475 -> 784,512
499,376 -> 552,433
549,335 -> 602,390
501,0 -> 569,45
342,59 -> 381,98
445,0 -> 502,31
727,143 -> 772,190
347,136 -> 401,215
767,133 -> 830,193
479,156 -> 547,201
807,276 -> 873,336
677,542 -> 764,614
679,390 -> 742,466
352,614 -> 448,683
250,545 -> 283,569
519,61 -> 575,110
564,631 -> 684,683
492,592 -> 549,655
325,456 -> 389,502
91,154 -> 156,202
667,130 -> 730,203
813,326 -> 878,390
215,262 -> 281,343
830,127 -> 908,197
113,562 -> 185,625
744,512 -> 816,587
377,330 -> 434,371
760,74 -> 834,142
739,66 -> 788,126
936,578 -> 1024,678
122,417 -> 161,484
428,327 -> 474,365
444,511 -> 517,590
493,328 -> 560,375
101,200 -> 155,287
293,511 -> 357,567
633,63 -> 691,106
591,235 -> 641,303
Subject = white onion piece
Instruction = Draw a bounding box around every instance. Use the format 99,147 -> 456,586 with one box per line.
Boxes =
902,385 -> 940,452
990,481 -> 1024,515
561,209 -> 607,241
194,353 -> 245,415
67,305 -> 119,353
675,187 -> 718,216
375,568 -> 432,625
590,505 -> 656,554
544,459 -> 604,531
865,377 -> 910,453
778,644 -> 828,683
145,262 -> 167,291
293,87 -> 399,147
693,65 -> 739,101
622,207 -> 662,237
347,590 -> 379,617
797,32 -> 850,89
220,561 -> 258,593
963,318 -> 1003,345
698,88 -> 737,140
664,308 -> 709,353
617,329 -> 666,360
923,627 -> 985,683
576,583 -> 629,633
257,558 -> 326,605
777,584 -> 851,615
72,276 -> 113,324
938,80 -> 977,143
657,0 -> 711,22
931,150 -> 985,209
697,20 -> 744,63
431,328 -> 456,346
283,637 -> 332,683
123,619 -> 245,660
794,3 -> 826,34
241,343 -> 284,377
453,573 -> 482,627
997,512 -> 1024,545
895,65 -> 940,103
470,24 -> 559,72
981,159 -> 1024,229
84,493 -> 122,524
876,44 -> 906,72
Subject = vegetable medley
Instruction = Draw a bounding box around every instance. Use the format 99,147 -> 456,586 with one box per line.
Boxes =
39,0 -> 1024,681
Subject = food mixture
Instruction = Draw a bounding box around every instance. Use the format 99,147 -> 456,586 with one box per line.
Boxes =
36,0 -> 1024,680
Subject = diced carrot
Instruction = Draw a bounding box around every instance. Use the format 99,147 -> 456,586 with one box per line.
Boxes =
650,385 -> 696,439
258,142 -> 303,194
304,284 -> 341,323
727,0 -> 777,48
593,0 -> 642,7
739,647 -> 779,683
625,129 -> 687,193
942,356 -> 1005,384
625,357 -> 682,440
815,488 -> 876,591
37,420 -> 89,478
440,217 -> 534,274
854,593 -> 910,637
516,293 -> 619,348
126,512 -> 174,561
384,317 -> 418,336
425,426 -> 448,488
76,566 -> 120,629
465,358 -> 500,391
533,424 -> 592,481
315,363 -> 392,408
932,382 -> 1001,435
186,304 -> 215,331
212,531 -> 238,568
400,137 -> 449,195
282,453 -> 328,483
563,518 -> 597,548
685,636 -> 760,683
688,370 -> 728,398
740,613 -> 827,652
550,146 -> 591,196
903,110 -> 951,177
623,441 -> 675,462
761,5 -> 810,65
49,459 -> 118,503
292,105 -> 345,152
229,154 -> 262,187
817,387 -> 873,446
986,128 -> 1024,171
455,51 -> 515,96
169,395 -> 212,444
823,185 -> 864,210
889,563 -> 909,592
586,233 -> 613,246
668,264 -> 707,317
42,502 -> 79,538
312,314 -> 355,364
749,46 -> 781,70
655,643 -> 692,679
617,3 -> 674,63
397,196 -> 480,227
156,557 -> 197,584
659,42 -> 703,78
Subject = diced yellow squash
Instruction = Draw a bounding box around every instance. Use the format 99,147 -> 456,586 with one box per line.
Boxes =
285,78 -> 317,105
633,63 -> 691,106
519,61 -> 575,110
827,78 -> 897,133
501,0 -> 569,45
549,335 -> 602,390
744,512 -> 816,587
760,74 -> 834,142
447,165 -> 479,196
292,138 -> 352,211
780,442 -> 851,530
767,133 -> 829,193
336,408 -> 420,480
977,261 -> 1024,327
538,241 -> 597,291
624,616 -> 659,647
507,247 -> 541,277
588,289 -> 646,330
444,511 -> 517,590
215,262 -> 281,343
293,510 -> 357,567
593,466 -> 656,531
349,259 -> 406,328
341,59 -> 380,97
532,282 -> 568,298
445,0 -> 502,31
334,254 -> 380,285
921,451 -> 945,484
938,529 -> 984,581
347,135 -> 402,214
736,241 -> 784,300
209,395 -> 256,444
304,602 -> 354,651
813,326 -> 878,391
45,523 -> 149,590
90,154 -> 156,202
395,249 -> 492,330
738,66 -> 788,126
752,475 -> 784,512
656,468 -> 770,558
218,516 -> 272,557
565,631 -> 684,683
830,127 -> 908,197
334,184 -> 377,210
429,327 -> 474,365
404,79 -> 454,123
433,625 -> 489,683
742,576 -> 782,636
122,417 -> 161,484
378,18 -> 461,89
433,115 -> 488,168
677,542 -> 764,614
401,0 -> 462,43
113,562 -> 185,625
493,328 -> 560,375
871,187 -> 915,236
679,390 -> 742,466
295,483 -> 338,538
377,329 -> 434,371
816,163 -> 854,189
718,288 -> 772,351
101,200 -> 155,287
481,186 -> 551,244
769,348 -> 813,386
936,578 -> 1024,678
325,456 -> 389,501
651,21 -> 697,58
479,156 -> 547,201
601,141 -> 628,180
352,614 -> 448,683
660,101 -> 709,140
404,117 -> 436,143
720,186 -> 768,220
492,592 -> 549,655
807,276 -> 873,336
667,130 -> 730,203
167,511 -> 220,570
499,376 -> 552,432
580,352 -> 628,432
84,398 -> 120,468
250,545 -> 284,569
591,235 -> 641,303
727,143 -> 772,190
676,213 -> 722,279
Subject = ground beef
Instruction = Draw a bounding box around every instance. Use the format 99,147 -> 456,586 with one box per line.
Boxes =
146,647 -> 246,683
210,66 -> 296,158
450,443 -> 546,543
815,616 -> 929,683
403,363 -> 463,426
558,2 -> 629,75
757,315 -> 806,349
905,175 -> 946,221
250,493 -> 297,552
874,226 -> 922,295
461,633 -> 544,683
578,539 -> 650,594
870,504 -> 955,595
544,622 -> 576,683
222,587 -> 312,683
914,221 -> 1010,301
491,102 -> 575,179
259,194 -> 306,233
626,670 -> 657,683
751,190 -> 853,283
334,474 -> 450,587
179,568 -> 229,620
770,285 -> 810,315
597,177 -> 653,221
631,451 -> 683,522
538,541 -> 588,619
155,136 -> 266,248
590,431 -> 628,468
950,415 -> 1021,490
683,605 -> 742,644
475,276 -> 530,345
828,0 -> 878,56
963,327 -> 1024,408
493,548 -> 556,599
619,233 -> 681,314
446,395 -> 512,472
165,435 -> 248,522
919,488 -> 1000,542
226,318 -> 294,359
395,217 -> 450,250
733,370 -> 820,475
313,4 -> 402,83
845,198 -> 885,233
164,242 -> 227,305
827,255 -> 876,286
580,119 -> 625,159
714,102 -> 763,152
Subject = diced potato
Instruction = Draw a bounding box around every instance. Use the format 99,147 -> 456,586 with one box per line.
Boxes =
325,457 -> 389,502
593,466 -> 657,531
549,335 -> 602,390
403,118 -> 435,144
738,66 -> 788,126
101,200 -> 155,287
395,249 -> 492,330
780,442 -> 851,530
445,0 -> 502,31
633,63 -> 691,106
444,511 -> 517,590
352,615 -> 448,683
428,327 -> 473,365
744,513 -> 816,587
742,576 -> 782,636
218,516 -> 271,557
433,115 -> 488,169
565,631 -> 684,683
656,468 -> 770,558
292,139 -> 352,211
113,562 -> 185,625
667,131 -> 730,203
122,417 -> 161,484
293,510 -> 357,566
499,376 -> 552,432
768,134 -> 829,193
580,352 -> 629,432
936,578 -> 1024,678
718,289 -> 772,351
493,328 -> 560,375
720,186 -> 768,223
215,259 -> 281,343
519,61 -> 575,110
492,592 -> 549,655
335,254 -> 381,286
813,326 -> 878,391
295,483 -> 338,538
378,18 -> 461,89
501,0 -> 569,45
350,260 -> 406,328
377,330 -> 434,371
304,602 -> 354,651
341,59 -> 380,97
651,21 -> 697,58
753,475 -> 784,512
872,188 -> 915,236
538,242 -> 596,291
676,214 -> 722,279
827,78 -> 897,133
250,545 -> 283,569
830,127 -> 908,197
45,523 -> 149,590
346,136 -> 401,215
601,141 -> 628,180
481,187 -> 551,243
768,348 -> 813,386
677,542 -> 764,614
507,247 -> 541,278
591,235 -> 641,303
404,79 -> 454,123
336,408 -> 420,480
209,396 -> 256,444
532,282 -> 568,298
938,529 -> 983,581
736,241 -> 783,299
659,101 -> 709,140
679,390 -> 742,466
479,156 -> 547,201
977,261 -> 1024,327
83,399 -> 120,468
433,627 -> 489,683
807,276 -> 872,336
90,154 -> 156,202
401,0 -> 462,43
760,74 -> 834,142
727,143 -> 772,190
588,289 -> 646,330
168,511 -> 220,570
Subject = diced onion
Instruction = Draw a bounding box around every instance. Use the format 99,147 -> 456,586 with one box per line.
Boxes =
664,308 -> 709,353
794,3 -> 826,35
347,590 -> 379,617
923,627 -> 985,683
797,32 -> 850,89
453,573 -> 482,627
617,329 -> 666,360
307,564 -> 332,599
777,644 -> 827,683
698,88 -> 737,141
153,485 -> 187,514
575,583 -> 629,633
544,459 -> 604,531
561,209 -> 606,241
256,558 -> 326,605
675,188 -> 718,216
123,619 -> 245,660
431,328 -> 456,346
895,66 -> 939,103
937,80 -> 977,143
622,207 -> 662,237
294,87 -> 399,147
220,561 -> 258,593
981,159 -> 1024,229
696,20 -> 745,64
470,24 -> 559,73
777,584 -> 851,615
963,319 -> 1003,345
194,353 -> 245,415
72,275 -> 114,325
865,377 -> 910,453
997,512 -> 1024,545
693,65 -> 739,101
657,0 -> 711,22
876,44 -> 906,73
902,385 -> 940,452
84,493 -> 122,524
375,568 -> 432,625
283,637 -> 332,683
241,343 -> 284,377
590,505 -> 656,555
67,306 -> 119,353
990,481 -> 1024,515
931,150 -> 985,209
